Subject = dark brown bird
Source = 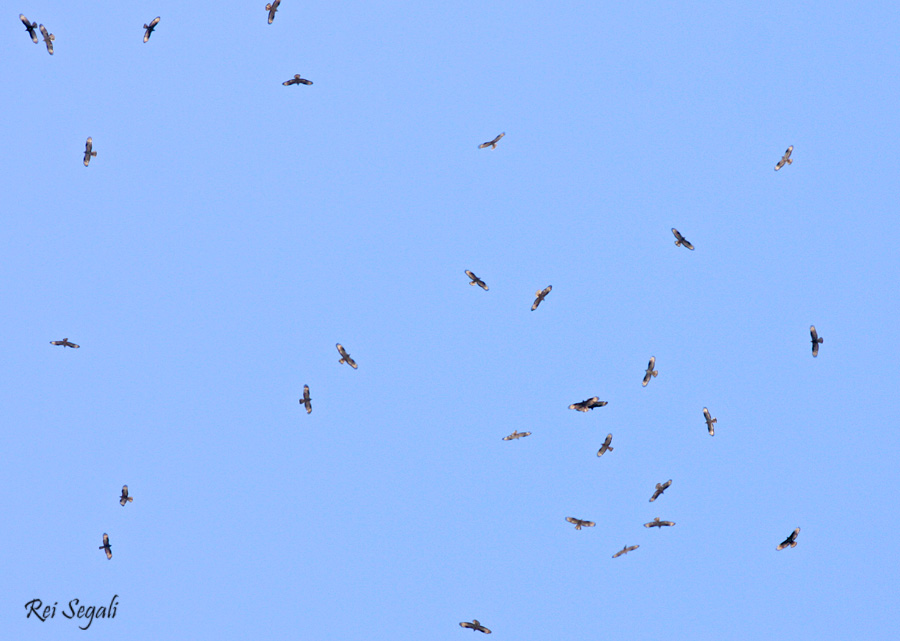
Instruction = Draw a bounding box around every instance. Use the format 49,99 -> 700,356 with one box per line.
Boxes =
531,285 -> 552,310
642,356 -> 658,387
39,24 -> 54,55
612,544 -> 639,558
465,270 -> 488,291
266,0 -> 281,24
703,407 -> 717,436
50,338 -> 80,348
99,533 -> 112,559
777,527 -> 800,550
478,133 -> 505,149
649,479 -> 672,502
336,343 -> 357,369
300,385 -> 312,414
502,430 -> 530,440
20,14 -> 38,43
671,228 -> 694,250
143,17 -> 160,42
569,397 -> 607,412
566,516 -> 595,530
283,74 -> 313,86
810,325 -> 823,357
644,517 -> 675,528
596,433 -> 614,456
459,620 -> 491,634
775,145 -> 793,171
119,485 -> 133,507
83,137 -> 97,166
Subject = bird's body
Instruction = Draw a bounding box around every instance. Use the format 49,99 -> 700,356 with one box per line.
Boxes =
99,533 -> 112,559
531,285 -> 552,310
20,14 -> 38,43
336,343 -> 358,369
775,145 -> 794,171
810,325 -> 823,357
84,137 -> 97,166
50,338 -> 80,348
649,479 -> 672,502
569,397 -> 607,412
478,133 -> 504,150
465,270 -> 488,291
612,544 -> 639,558
502,430 -> 531,440
459,620 -> 491,634
644,518 -> 675,528
283,74 -> 313,86
703,407 -> 717,436
143,17 -> 160,42
597,433 -> 614,456
642,356 -> 658,387
672,228 -> 694,250
566,516 -> 596,530
119,485 -> 133,507
300,385 -> 312,414
39,24 -> 54,55
266,0 -> 281,24
777,527 -> 800,550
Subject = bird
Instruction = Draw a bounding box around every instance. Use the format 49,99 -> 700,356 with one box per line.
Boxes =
566,517 -> 595,530
777,527 -> 800,550
531,285 -> 552,310
119,485 -> 133,507
703,407 -> 717,436
50,338 -> 80,348
642,356 -> 658,387
478,133 -> 505,149
39,24 -> 54,55
644,518 -> 675,528
569,397 -> 607,412
464,270 -> 488,291
649,479 -> 672,502
265,0 -> 281,24
775,145 -> 793,171
336,343 -> 357,369
19,14 -> 38,43
612,544 -> 639,558
596,433 -> 614,456
459,620 -> 491,634
300,385 -> 312,414
810,325 -> 824,357
671,228 -> 694,250
502,430 -> 531,440
99,533 -> 112,559
83,137 -> 97,167
143,17 -> 160,42
283,74 -> 313,86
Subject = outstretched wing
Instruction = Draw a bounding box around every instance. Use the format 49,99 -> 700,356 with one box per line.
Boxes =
39,25 -> 53,54
144,16 -> 160,42
21,15 -> 38,43
565,517 -> 579,526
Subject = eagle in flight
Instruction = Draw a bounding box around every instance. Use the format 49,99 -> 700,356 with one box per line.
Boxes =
50,338 -> 80,348
642,356 -> 658,387
612,544 -> 639,558
502,430 -> 531,440
84,137 -> 97,166
119,485 -> 133,506
266,0 -> 281,24
566,517 -> 596,530
596,433 -> 614,456
810,325 -> 823,357
644,517 -> 676,528
39,24 -> 54,55
775,145 -> 793,171
777,527 -> 800,550
703,407 -> 717,436
671,228 -> 694,250
143,17 -> 160,42
531,285 -> 552,310
20,15 -> 38,43
459,620 -> 491,634
465,270 -> 488,291
336,344 -> 358,369
569,397 -> 607,412
649,479 -> 672,502
283,74 -> 313,86
300,385 -> 312,414
99,533 -> 112,559
478,133 -> 505,149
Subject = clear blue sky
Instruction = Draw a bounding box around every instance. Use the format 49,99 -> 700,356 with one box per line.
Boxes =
4,1 -> 900,639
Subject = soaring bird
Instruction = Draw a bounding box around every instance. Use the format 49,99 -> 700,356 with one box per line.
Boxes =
465,270 -> 488,291
642,357 -> 658,387
810,325 -> 823,357
644,517 -> 675,528
531,285 -> 552,310
99,533 -> 112,559
478,133 -> 505,149
50,338 -> 80,348
671,228 -> 694,250
566,517 -> 595,530
596,433 -> 614,457
283,74 -> 313,86
119,485 -> 133,507
39,24 -> 54,54
777,527 -> 800,550
83,137 -> 97,166
612,544 -> 639,558
20,14 -> 38,43
703,407 -> 717,436
775,145 -> 793,171
649,479 -> 672,502
502,430 -> 531,441
300,385 -> 312,414
266,0 -> 281,24
143,17 -> 160,42
569,397 -> 607,412
336,343 -> 357,369
459,620 -> 491,634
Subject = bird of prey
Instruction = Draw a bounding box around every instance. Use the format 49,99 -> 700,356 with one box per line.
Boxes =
478,133 -> 505,149
50,338 -> 80,348
266,0 -> 281,24
703,407 -> 717,436
39,24 -> 54,54
612,544 -> 639,558
597,433 -> 614,456
777,527 -> 800,550
810,325 -> 824,357
649,479 -> 672,502
531,285 -> 552,310
671,228 -> 694,250
569,397 -> 607,412
336,343 -> 357,369
644,517 -> 675,528
143,17 -> 160,43
566,517 -> 595,530
99,533 -> 112,559
642,356 -> 658,387
119,485 -> 133,507
459,620 -> 491,634
20,14 -> 38,43
775,145 -> 793,171
83,137 -> 97,166
502,430 -> 531,440
283,74 -> 313,86
465,270 -> 488,291
300,385 -> 312,414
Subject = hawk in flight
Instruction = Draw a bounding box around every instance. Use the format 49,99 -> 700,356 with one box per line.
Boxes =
612,544 -> 639,558
459,620 -> 491,634
99,533 -> 112,559
596,433 -> 614,456
39,24 -> 54,55
20,15 -> 38,43
642,356 -> 658,387
50,338 -> 80,348
810,325 -> 823,357
143,17 -> 160,42
703,407 -> 717,436
478,133 -> 505,149
300,385 -> 312,414
644,517 -> 675,528
569,397 -> 607,412
266,0 -> 281,24
566,517 -> 595,530
336,344 -> 357,369
502,430 -> 530,440
649,479 -> 672,502
531,285 -> 552,310
84,137 -> 97,166
283,74 -> 313,86
671,228 -> 694,250
119,485 -> 133,507
465,270 -> 488,291
775,145 -> 793,171
777,527 -> 800,550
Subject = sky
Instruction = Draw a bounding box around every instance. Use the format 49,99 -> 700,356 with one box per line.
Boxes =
4,1 -> 900,639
